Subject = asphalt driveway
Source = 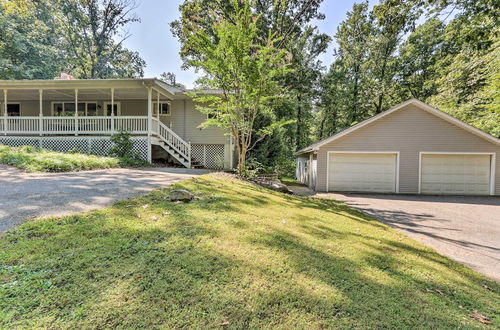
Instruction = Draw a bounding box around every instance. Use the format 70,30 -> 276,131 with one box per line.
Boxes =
320,193 -> 500,282
0,165 -> 209,233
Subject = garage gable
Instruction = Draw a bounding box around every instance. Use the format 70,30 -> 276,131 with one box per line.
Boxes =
312,100 -> 500,194
298,99 -> 499,155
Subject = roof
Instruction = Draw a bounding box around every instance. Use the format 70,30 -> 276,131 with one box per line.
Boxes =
295,98 -> 500,156
0,78 -> 225,100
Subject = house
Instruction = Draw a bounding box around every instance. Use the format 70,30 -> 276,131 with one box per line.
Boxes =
296,99 -> 500,195
0,77 -> 234,169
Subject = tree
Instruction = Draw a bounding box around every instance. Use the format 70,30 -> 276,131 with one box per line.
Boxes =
172,0 -> 329,171
426,0 -> 500,136
396,18 -> 445,100
0,0 -> 61,79
317,1 -> 373,136
57,0 -> 145,78
159,72 -> 186,89
366,0 -> 422,114
181,0 -> 291,175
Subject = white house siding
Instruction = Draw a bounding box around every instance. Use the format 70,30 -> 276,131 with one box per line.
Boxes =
315,104 -> 500,194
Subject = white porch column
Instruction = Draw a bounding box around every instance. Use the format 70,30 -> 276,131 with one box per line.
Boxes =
147,87 -> 153,163
110,88 -> 115,134
3,89 -> 7,135
156,90 -> 160,133
74,89 -> 79,136
39,89 -> 43,136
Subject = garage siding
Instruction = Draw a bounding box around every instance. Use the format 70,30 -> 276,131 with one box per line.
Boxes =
315,104 -> 500,194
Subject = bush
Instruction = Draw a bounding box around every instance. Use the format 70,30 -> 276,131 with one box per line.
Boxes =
110,129 -> 135,158
0,145 -> 148,172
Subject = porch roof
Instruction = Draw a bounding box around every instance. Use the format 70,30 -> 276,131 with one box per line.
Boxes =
0,78 -> 186,101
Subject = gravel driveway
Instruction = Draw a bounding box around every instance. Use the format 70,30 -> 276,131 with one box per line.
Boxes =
0,165 -> 209,233
320,193 -> 500,282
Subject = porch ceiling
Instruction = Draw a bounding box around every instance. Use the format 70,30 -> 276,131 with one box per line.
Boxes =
2,88 -> 171,102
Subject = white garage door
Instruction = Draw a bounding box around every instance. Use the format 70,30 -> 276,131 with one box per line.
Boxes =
420,154 -> 491,195
328,153 -> 397,193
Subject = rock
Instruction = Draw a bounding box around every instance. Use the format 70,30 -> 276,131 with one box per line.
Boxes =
169,189 -> 194,202
254,179 -> 292,194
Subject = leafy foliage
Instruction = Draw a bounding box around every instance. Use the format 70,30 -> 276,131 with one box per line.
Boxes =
57,0 -> 145,78
172,0 -> 330,170
0,0 -> 145,80
110,129 -> 135,158
0,0 -> 61,79
318,0 -> 499,138
177,0 -> 292,175
0,145 -> 146,172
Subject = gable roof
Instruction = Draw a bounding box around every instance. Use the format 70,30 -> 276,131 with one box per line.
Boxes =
296,99 -> 500,155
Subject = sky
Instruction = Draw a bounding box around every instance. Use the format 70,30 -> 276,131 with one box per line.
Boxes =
123,0 -> 373,88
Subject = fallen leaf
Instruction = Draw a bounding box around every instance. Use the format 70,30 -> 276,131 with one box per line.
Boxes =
469,311 -> 493,324
142,204 -> 149,209
220,321 -> 230,326
163,211 -> 171,215
151,216 -> 158,221
136,214 -> 142,218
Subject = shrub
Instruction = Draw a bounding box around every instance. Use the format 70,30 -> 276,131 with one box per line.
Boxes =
110,129 -> 135,158
0,145 -> 147,172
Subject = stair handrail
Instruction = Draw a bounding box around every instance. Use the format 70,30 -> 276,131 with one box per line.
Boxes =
152,118 -> 191,161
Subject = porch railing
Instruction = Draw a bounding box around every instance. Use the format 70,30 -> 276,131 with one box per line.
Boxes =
0,116 -> 148,135
152,117 -> 191,166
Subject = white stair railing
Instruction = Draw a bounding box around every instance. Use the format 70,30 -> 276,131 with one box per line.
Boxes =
152,118 -> 191,164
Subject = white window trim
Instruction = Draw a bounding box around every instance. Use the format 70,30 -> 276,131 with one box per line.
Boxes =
326,151 -> 400,193
0,102 -> 22,116
418,152 -> 496,196
153,101 -> 171,116
51,101 -> 98,116
103,101 -> 122,116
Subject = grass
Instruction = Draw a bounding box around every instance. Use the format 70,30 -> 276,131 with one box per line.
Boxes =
0,145 -> 148,172
0,174 -> 498,328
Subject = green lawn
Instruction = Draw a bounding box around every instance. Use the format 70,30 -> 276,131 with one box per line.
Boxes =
0,145 -> 147,172
0,174 -> 498,328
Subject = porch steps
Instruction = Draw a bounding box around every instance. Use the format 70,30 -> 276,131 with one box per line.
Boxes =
153,140 -> 190,168
151,119 -> 194,169
152,140 -> 206,169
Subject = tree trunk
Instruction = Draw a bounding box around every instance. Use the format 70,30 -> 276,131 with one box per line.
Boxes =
296,95 -> 302,149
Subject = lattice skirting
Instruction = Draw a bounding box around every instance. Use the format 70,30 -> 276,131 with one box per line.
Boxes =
0,136 -> 149,161
191,144 -> 226,169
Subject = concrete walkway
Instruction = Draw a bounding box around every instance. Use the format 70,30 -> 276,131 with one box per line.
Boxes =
288,184 -> 500,282
0,165 -> 209,233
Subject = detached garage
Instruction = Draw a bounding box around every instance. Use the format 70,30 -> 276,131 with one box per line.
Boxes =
296,99 -> 500,195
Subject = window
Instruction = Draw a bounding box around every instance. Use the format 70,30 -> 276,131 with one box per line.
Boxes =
153,102 -> 170,116
103,102 -> 121,116
6,103 -> 21,116
52,102 -> 98,116
87,103 -> 97,116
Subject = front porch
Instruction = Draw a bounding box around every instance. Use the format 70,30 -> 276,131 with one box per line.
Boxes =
0,78 -> 233,170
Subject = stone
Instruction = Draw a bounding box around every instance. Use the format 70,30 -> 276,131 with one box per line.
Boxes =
169,189 -> 194,202
254,179 -> 293,194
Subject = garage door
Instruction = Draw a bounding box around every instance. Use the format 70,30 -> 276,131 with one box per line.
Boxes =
420,154 -> 491,195
328,153 -> 397,193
